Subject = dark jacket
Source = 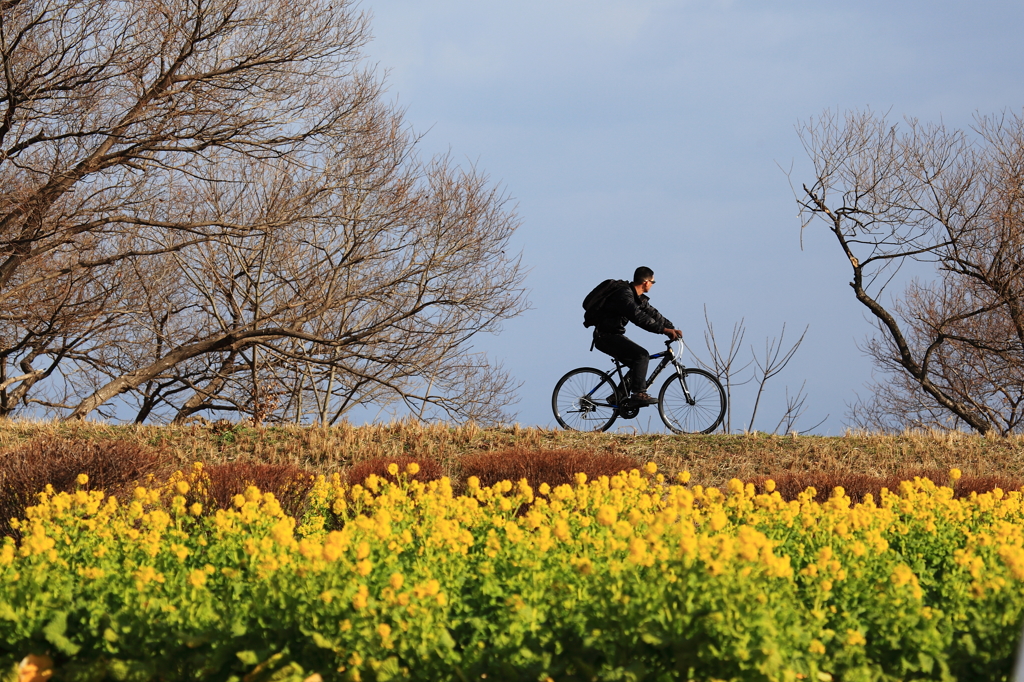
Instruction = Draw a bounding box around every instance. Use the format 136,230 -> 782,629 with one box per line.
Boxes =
593,281 -> 674,336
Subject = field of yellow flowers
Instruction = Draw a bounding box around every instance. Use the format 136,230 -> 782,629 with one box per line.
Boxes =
3,463 -> 1024,682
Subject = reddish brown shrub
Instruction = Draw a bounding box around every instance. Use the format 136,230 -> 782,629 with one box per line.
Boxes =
746,469 -> 1024,504
954,474 -> 1024,497
345,456 -> 444,487
0,437 -> 169,537
458,448 -> 640,490
198,462 -> 315,518
746,471 -> 871,504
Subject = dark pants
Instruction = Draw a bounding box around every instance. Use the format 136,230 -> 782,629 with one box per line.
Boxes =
593,333 -> 649,394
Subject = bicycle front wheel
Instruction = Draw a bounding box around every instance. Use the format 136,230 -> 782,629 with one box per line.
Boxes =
658,369 -> 726,434
552,367 -> 619,432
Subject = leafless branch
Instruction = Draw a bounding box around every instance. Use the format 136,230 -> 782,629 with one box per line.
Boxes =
798,108 -> 1024,434
0,0 -> 528,425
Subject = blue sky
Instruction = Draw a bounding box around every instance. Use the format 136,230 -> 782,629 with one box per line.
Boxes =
358,0 -> 1024,433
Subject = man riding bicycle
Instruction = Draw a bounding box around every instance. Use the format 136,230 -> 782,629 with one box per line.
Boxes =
591,267 -> 683,407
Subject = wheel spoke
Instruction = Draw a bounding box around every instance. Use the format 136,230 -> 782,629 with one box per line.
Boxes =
658,370 -> 726,434
552,368 -> 619,432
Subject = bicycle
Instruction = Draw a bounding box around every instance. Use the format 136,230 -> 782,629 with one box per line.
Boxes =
551,338 -> 726,434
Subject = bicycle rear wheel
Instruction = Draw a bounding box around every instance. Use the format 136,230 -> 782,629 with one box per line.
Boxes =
658,369 -> 726,434
552,367 -> 619,432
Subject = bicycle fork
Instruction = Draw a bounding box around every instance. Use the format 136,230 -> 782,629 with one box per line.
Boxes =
672,359 -> 698,406
641,346 -> 698,406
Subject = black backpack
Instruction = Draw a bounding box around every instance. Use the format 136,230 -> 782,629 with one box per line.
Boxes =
582,279 -> 625,328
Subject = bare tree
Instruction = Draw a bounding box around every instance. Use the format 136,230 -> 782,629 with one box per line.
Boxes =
698,311 -> 822,434
796,109 -> 1024,435
63,149 -> 525,423
699,307 -> 750,432
747,323 -> 808,432
772,381 -> 814,435
1,0 -> 528,423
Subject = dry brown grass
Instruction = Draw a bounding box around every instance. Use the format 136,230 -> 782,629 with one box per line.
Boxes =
1,419 -> 1023,491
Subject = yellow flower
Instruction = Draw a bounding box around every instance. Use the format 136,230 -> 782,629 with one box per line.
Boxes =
390,572 -> 405,590
188,569 -> 207,587
356,559 -> 373,576
891,564 -> 915,587
614,520 -> 634,539
765,479 -> 776,492
553,519 -> 570,541
809,640 -> 826,655
708,511 -> 728,532
175,480 -> 190,495
298,538 -> 323,560
323,542 -> 343,562
628,537 -> 648,563
596,505 -> 618,527
644,462 -> 658,475
406,462 -> 420,475
133,566 -> 164,589
413,579 -> 441,598
271,518 -> 295,546
845,630 -> 866,646
950,468 -> 963,482
76,473 -> 89,486
377,623 -> 392,639
387,463 -> 399,476
677,471 -> 691,484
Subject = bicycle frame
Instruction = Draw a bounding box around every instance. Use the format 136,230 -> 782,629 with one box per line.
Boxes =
606,339 -> 696,405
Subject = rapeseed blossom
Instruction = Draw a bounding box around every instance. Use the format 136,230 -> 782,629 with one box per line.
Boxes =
1,465 -> 1023,681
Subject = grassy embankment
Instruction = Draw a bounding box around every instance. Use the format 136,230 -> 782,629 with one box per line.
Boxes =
2,419 -> 1023,487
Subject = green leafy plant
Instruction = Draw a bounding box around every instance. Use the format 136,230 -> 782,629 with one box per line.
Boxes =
1,466 -> 1023,680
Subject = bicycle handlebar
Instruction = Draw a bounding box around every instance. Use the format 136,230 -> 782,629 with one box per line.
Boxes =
665,336 -> 686,358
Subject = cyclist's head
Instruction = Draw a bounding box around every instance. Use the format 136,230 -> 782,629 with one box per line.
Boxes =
632,266 -> 654,285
